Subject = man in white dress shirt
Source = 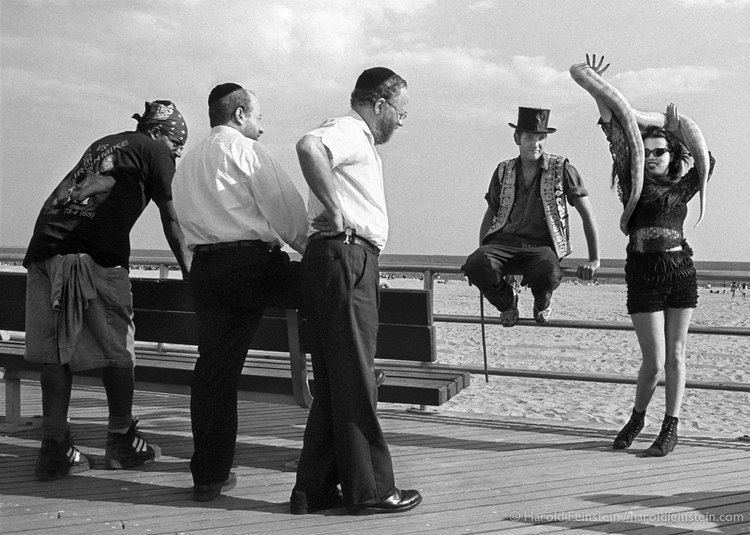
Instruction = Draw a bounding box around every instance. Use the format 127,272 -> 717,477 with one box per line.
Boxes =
172,83 -> 308,502
289,67 -> 422,515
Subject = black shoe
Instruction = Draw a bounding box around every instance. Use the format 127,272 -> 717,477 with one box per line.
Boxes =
105,419 -> 161,469
484,282 -> 516,313
375,370 -> 386,388
34,430 -> 90,481
533,290 -> 552,314
289,487 -> 344,514
499,289 -> 519,327
642,415 -> 678,457
348,488 -> 422,515
613,408 -> 646,450
193,472 -> 238,502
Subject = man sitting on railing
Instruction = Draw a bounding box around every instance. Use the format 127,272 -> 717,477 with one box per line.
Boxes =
462,107 -> 601,326
22,100 -> 191,481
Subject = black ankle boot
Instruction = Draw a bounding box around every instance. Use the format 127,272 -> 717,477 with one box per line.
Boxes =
613,408 -> 645,450
642,415 -> 678,457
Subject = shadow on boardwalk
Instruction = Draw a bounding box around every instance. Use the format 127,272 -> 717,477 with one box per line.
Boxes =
1,382 -> 749,534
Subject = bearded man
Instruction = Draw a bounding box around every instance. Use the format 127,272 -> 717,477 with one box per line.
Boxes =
289,67 -> 422,516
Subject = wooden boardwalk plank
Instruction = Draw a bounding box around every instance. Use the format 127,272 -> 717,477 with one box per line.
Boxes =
1,379 -> 748,534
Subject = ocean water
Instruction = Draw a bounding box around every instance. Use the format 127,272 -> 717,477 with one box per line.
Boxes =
2,247 -> 749,276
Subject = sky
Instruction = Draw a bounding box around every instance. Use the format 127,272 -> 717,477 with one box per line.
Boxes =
1,0 -> 749,263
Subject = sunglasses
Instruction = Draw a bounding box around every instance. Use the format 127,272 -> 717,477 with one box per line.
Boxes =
644,148 -> 670,158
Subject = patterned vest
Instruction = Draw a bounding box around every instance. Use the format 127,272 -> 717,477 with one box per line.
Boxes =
485,154 -> 572,258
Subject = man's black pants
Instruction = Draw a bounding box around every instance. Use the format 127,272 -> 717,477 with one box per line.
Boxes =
189,244 -> 300,486
294,237 -> 396,508
462,240 -> 562,309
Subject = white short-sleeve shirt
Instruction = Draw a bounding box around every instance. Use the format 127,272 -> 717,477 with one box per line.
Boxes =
305,111 -> 388,250
173,125 -> 308,253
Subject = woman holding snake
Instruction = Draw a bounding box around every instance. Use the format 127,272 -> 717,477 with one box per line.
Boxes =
582,55 -> 715,457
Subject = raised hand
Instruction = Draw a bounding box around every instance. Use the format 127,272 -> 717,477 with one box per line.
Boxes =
585,53 -> 610,76
665,102 -> 680,133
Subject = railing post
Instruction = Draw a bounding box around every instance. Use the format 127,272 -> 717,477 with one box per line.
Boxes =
159,264 -> 169,279
423,270 -> 433,290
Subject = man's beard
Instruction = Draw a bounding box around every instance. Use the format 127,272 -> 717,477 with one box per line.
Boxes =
373,115 -> 398,145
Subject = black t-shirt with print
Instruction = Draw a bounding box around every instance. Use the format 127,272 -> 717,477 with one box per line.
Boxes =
24,131 -> 175,268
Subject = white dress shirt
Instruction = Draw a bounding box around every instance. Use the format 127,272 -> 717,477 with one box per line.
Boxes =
173,125 -> 308,254
305,111 -> 388,250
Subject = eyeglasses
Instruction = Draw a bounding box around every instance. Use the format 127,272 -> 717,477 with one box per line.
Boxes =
385,100 -> 408,121
644,148 -> 670,158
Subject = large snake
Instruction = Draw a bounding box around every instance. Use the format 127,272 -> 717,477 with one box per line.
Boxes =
569,62 -> 709,234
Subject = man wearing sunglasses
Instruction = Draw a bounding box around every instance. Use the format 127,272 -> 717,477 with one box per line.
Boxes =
462,106 -> 601,326
22,100 -> 191,481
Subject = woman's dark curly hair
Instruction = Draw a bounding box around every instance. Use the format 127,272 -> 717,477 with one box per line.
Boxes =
641,125 -> 689,178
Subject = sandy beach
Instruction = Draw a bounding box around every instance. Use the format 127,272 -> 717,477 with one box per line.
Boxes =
382,277 -> 750,440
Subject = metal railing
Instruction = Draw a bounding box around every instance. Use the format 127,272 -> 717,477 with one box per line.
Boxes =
2,250 -> 748,393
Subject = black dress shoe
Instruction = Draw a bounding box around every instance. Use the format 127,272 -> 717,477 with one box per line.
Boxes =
375,370 -> 386,388
192,472 -> 237,502
348,488 -> 422,515
289,487 -> 344,514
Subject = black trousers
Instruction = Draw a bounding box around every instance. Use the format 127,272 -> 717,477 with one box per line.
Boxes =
294,237 -> 396,508
462,240 -> 562,305
188,244 -> 300,486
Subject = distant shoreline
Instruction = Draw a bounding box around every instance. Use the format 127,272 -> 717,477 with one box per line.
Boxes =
1,246 -> 748,273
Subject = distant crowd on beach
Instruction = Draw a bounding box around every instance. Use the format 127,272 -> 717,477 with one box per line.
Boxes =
706,281 -> 748,298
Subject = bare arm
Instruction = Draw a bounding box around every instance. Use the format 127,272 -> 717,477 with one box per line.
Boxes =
156,198 -> 191,280
296,134 -> 343,235
586,53 -> 613,123
570,195 -> 600,280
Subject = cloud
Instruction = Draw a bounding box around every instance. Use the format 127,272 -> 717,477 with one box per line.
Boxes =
611,66 -> 729,98
371,0 -> 435,14
1,66 -> 116,104
673,0 -> 750,6
468,0 -> 496,11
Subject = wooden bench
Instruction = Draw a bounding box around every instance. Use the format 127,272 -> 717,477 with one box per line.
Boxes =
0,272 -> 470,422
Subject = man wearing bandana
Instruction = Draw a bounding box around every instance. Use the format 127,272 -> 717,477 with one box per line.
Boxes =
23,100 -> 191,481
290,68 -> 422,515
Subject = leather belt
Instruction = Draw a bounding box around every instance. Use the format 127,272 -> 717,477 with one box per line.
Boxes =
193,240 -> 270,253
309,232 -> 380,256
485,234 -> 552,249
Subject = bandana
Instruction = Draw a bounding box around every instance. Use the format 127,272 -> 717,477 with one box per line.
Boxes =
132,100 -> 188,144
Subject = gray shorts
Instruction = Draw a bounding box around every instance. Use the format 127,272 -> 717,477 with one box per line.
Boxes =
24,255 -> 135,372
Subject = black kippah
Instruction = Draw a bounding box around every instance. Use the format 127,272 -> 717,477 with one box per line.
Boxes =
355,67 -> 396,91
208,83 -> 243,106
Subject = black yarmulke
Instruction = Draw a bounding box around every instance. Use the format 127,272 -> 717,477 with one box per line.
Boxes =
354,67 -> 396,91
208,83 -> 243,106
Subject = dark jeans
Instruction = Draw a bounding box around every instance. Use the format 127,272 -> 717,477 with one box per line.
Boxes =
188,244 -> 300,486
462,240 -> 562,308
295,237 -> 396,508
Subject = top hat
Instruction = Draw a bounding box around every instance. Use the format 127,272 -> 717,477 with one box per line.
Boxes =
508,107 -> 557,133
